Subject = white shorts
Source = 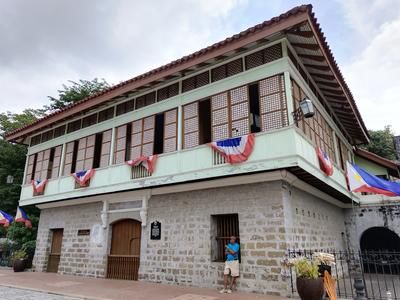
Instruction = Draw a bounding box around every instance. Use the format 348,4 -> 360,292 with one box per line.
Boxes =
224,260 -> 239,277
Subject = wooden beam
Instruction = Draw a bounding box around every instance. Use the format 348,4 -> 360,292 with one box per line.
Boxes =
303,64 -> 330,71
286,30 -> 314,38
320,88 -> 344,96
309,73 -> 335,80
315,80 -> 340,88
291,43 -> 319,50
298,54 -> 325,62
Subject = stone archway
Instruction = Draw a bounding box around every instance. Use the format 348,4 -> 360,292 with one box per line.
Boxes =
360,227 -> 400,252
360,227 -> 400,274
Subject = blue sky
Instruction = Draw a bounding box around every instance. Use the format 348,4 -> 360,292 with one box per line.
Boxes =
0,0 -> 399,134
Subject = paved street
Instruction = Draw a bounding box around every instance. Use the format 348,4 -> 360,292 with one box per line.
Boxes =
0,269 -> 289,300
0,286 -> 80,300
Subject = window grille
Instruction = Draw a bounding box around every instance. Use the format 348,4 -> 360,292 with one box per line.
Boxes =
182,71 -> 210,93
157,83 -> 179,101
67,119 -> 82,133
116,99 -> 135,116
211,58 -> 243,82
54,125 -> 66,138
82,114 -> 98,128
41,130 -> 54,142
245,43 -> 282,70
131,165 -> 151,179
211,214 -> 240,262
212,150 -> 226,165
98,107 -> 115,122
30,134 -> 41,146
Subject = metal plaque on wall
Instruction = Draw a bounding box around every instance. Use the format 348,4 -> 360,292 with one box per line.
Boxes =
150,221 -> 161,240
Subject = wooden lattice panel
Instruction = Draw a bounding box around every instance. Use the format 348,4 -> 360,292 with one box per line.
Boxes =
183,102 -> 199,148
212,108 -> 229,125
227,58 -> 243,77
50,146 -> 62,178
231,118 -> 249,137
63,141 -> 75,175
163,109 -> 177,153
25,154 -> 35,184
213,124 -> 229,141
258,74 -> 288,131
245,43 -> 282,70
114,125 -> 127,164
100,130 -> 112,168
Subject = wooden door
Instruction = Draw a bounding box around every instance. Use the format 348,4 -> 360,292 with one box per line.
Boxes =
107,219 -> 141,280
47,229 -> 63,273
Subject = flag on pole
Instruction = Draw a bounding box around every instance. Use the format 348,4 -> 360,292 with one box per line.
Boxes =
0,210 -> 13,228
15,207 -> 32,229
209,134 -> 255,164
346,161 -> 400,196
32,179 -> 48,194
316,147 -> 334,176
72,169 -> 95,187
126,155 -> 158,174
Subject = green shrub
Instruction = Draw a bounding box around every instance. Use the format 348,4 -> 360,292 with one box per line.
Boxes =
294,258 -> 319,279
10,250 -> 27,263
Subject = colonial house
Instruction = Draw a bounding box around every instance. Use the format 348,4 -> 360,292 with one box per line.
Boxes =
5,4 -> 373,296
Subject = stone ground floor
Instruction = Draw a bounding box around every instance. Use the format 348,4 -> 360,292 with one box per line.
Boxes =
0,269 -> 288,300
32,176 -> 348,297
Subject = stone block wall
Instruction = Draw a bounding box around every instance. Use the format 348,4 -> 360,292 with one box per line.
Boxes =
33,202 -> 107,278
282,184 -> 346,250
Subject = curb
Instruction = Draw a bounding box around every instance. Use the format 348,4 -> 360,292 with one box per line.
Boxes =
0,283 -> 112,300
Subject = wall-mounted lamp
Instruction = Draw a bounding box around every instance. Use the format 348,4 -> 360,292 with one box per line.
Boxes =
292,98 -> 315,125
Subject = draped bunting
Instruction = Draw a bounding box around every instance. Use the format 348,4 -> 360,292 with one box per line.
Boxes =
316,147 -> 334,176
72,169 -> 95,187
126,155 -> 158,174
209,134 -> 255,164
346,161 -> 400,196
32,179 -> 48,194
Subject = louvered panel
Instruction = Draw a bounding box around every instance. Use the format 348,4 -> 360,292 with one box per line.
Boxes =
131,133 -> 142,146
100,130 -> 112,168
40,149 -> 51,180
50,146 -> 62,178
143,116 -> 155,130
132,119 -> 143,133
183,102 -> 199,149
142,143 -> 153,156
182,76 -> 195,93
142,116 -> 155,156
226,58 -> 243,77
34,151 -> 44,180
130,146 -> 141,160
143,129 -> 154,143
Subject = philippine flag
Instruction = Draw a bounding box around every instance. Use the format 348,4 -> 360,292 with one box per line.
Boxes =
15,207 -> 32,229
346,161 -> 400,196
126,155 -> 158,174
0,210 -> 13,228
72,169 -> 95,187
209,134 -> 255,164
32,179 -> 48,194
316,147 -> 334,176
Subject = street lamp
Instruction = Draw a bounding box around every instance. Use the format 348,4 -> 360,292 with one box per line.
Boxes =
292,98 -> 315,125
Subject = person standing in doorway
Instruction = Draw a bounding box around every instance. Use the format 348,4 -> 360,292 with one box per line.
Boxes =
220,236 -> 240,294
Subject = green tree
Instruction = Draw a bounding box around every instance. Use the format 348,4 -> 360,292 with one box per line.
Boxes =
0,109 -> 44,137
45,78 -> 110,112
362,125 -> 397,160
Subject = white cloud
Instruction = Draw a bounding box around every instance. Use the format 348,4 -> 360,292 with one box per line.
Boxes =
0,0 -> 247,113
339,0 -> 400,134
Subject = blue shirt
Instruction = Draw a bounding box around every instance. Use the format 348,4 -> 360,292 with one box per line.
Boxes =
226,243 -> 239,261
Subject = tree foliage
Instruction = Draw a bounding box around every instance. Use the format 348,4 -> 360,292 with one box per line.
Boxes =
362,125 -> 397,160
45,78 -> 110,112
0,109 -> 44,137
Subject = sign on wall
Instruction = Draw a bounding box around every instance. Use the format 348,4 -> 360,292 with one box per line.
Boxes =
150,221 -> 161,240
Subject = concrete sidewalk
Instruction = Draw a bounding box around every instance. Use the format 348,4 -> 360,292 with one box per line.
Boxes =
0,269 -> 290,300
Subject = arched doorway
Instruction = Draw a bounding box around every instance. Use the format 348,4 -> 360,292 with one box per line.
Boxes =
360,227 -> 400,274
106,219 -> 141,280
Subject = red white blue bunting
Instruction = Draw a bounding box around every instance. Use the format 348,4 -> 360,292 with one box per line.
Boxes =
126,155 -> 158,174
32,179 -> 48,194
72,169 -> 95,187
209,134 -> 255,164
316,147 -> 334,176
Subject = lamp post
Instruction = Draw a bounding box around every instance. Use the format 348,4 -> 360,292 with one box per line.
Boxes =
292,98 -> 315,125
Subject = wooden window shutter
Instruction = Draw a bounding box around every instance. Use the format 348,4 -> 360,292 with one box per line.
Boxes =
130,119 -> 143,160
50,146 -> 62,179
183,102 -> 199,149
211,92 -> 230,141
100,130 -> 112,168
33,151 -> 44,180
114,125 -> 127,164
211,86 -> 250,141
258,74 -> 288,131
25,154 -> 36,184
142,116 -> 155,156
163,109 -> 177,153
229,86 -> 250,137
75,135 -> 95,171
40,149 -> 51,180
63,141 -> 75,175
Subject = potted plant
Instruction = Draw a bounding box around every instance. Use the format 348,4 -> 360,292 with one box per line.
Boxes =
293,258 -> 324,300
11,250 -> 27,272
313,252 -> 335,277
